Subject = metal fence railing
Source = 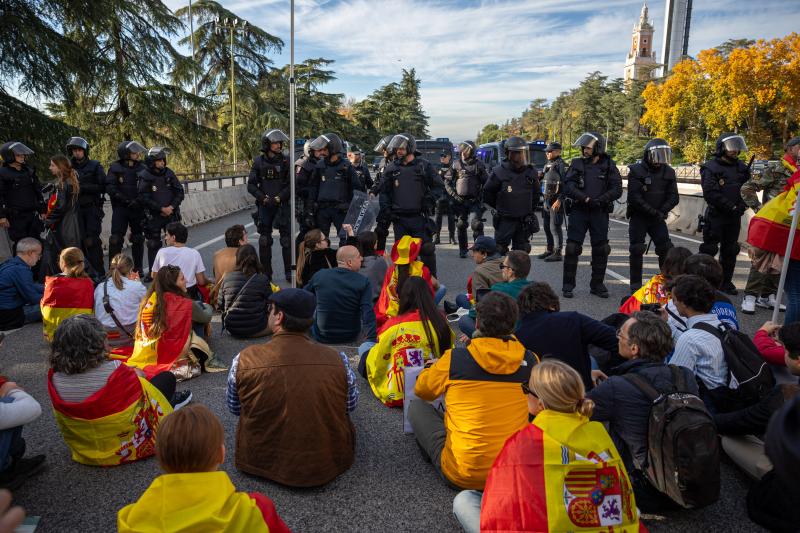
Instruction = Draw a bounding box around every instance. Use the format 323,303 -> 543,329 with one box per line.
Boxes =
618,165 -> 701,183
180,173 -> 248,193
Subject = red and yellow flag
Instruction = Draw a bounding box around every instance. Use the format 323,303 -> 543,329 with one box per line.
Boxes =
375,236 -> 432,327
748,168 -> 800,260
48,364 -> 172,466
619,274 -> 668,314
126,292 -> 193,378
41,276 -> 94,341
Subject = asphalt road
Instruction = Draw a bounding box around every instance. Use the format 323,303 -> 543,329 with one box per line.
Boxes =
3,209 -> 770,532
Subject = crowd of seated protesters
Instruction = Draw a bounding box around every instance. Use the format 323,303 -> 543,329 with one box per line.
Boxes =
444,236 -> 504,319
0,366 -> 44,490
357,230 -> 388,302
41,247 -> 94,341
619,246 -> 692,313
361,277 -> 454,406
94,254 -> 146,351
218,244 -> 273,338
0,238 -> 43,331
296,229 -> 338,287
210,223 -> 247,305
150,222 -> 212,302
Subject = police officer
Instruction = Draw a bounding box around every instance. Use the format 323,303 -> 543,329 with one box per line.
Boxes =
434,151 -> 456,245
700,133 -> 750,295
307,133 -> 364,245
348,147 -> 373,191
449,140 -> 488,258
377,133 -> 443,275
106,141 -> 147,273
0,142 -> 45,247
562,132 -> 622,299
372,135 -> 395,254
539,142 -> 566,262
626,138 -> 679,292
138,147 -> 184,277
66,136 -> 106,276
483,136 -> 539,255
294,139 -> 318,249
247,129 -> 291,281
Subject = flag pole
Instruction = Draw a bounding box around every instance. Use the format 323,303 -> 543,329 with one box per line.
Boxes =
772,190 -> 800,323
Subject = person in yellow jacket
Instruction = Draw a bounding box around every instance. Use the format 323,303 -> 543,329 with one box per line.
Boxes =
118,404 -> 290,533
409,291 -> 538,490
361,277 -> 454,406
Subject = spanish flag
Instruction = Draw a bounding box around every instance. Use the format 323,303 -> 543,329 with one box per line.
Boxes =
48,364 -> 172,466
127,292 -> 193,378
118,471 -> 291,532
375,236 -> 433,326
481,410 -> 646,532
41,275 -> 94,341
748,168 -> 800,260
619,274 -> 668,314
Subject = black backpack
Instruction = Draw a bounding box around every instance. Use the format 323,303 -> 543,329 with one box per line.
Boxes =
624,365 -> 720,508
692,322 -> 775,404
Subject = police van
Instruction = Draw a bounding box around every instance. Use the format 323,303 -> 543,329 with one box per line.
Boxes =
477,140 -> 547,173
416,138 -> 455,167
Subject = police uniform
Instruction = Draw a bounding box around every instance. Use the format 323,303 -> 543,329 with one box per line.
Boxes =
247,152 -> 291,280
138,163 -> 184,272
540,154 -> 566,258
562,154 -> 622,296
294,154 -> 317,248
448,156 -> 488,254
309,157 -> 362,245
626,158 -> 679,292
352,159 -> 373,192
434,160 -> 456,244
483,161 -> 539,253
71,156 -> 107,276
0,163 -> 45,245
107,157 -> 146,272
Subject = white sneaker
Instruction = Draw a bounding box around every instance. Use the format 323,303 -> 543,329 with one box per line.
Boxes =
755,296 -> 771,309
768,294 -> 786,312
742,295 -> 756,314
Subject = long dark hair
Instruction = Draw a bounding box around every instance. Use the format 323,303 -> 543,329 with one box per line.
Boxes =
397,277 -> 451,356
234,244 -> 263,277
137,265 -> 187,339
50,154 -> 80,201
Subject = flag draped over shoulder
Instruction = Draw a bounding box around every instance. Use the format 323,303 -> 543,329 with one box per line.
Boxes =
481,410 -> 646,533
374,236 -> 433,327
47,365 -> 172,466
41,276 -> 94,341
126,292 -> 193,378
619,274 -> 668,314
748,169 -> 800,260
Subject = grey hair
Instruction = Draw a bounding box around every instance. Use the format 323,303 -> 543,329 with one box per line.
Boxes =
49,315 -> 108,375
15,238 -> 42,255
627,311 -> 674,363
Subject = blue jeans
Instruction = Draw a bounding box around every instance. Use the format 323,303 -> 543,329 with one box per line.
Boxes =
23,304 -> 41,324
357,341 -> 376,379
785,259 -> 800,325
455,293 -> 471,310
434,285 -> 447,306
452,490 -> 482,533
458,315 -> 476,338
0,398 -> 24,472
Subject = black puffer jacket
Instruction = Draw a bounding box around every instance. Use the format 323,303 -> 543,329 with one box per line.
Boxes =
218,271 -> 272,337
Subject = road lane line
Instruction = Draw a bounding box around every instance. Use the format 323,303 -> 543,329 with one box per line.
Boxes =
609,218 -> 749,257
193,222 -> 255,250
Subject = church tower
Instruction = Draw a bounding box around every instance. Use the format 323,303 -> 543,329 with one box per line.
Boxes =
624,3 -> 657,87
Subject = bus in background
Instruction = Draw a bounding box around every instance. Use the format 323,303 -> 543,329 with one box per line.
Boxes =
416,138 -> 455,167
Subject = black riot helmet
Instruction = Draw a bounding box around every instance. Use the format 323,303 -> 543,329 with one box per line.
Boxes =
374,135 -> 394,154
260,129 -> 290,154
714,133 -> 747,158
503,136 -> 530,167
309,133 -> 344,161
145,146 -> 169,168
387,134 -> 416,158
0,141 -> 34,165
66,136 -> 90,159
573,132 -> 606,157
459,140 -> 477,160
643,138 -> 673,166
117,141 -> 147,162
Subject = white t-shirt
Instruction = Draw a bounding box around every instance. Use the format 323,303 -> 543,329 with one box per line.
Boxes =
93,277 -> 147,327
152,246 -> 206,288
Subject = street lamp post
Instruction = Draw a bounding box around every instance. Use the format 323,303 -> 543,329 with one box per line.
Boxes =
214,17 -> 248,172
187,0 -> 206,177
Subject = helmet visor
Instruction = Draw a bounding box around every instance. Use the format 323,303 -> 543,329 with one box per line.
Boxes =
125,141 -> 147,154
147,146 -> 169,160
647,145 -> 672,165
506,145 -> 530,166
374,137 -> 390,153
8,142 -> 34,156
309,135 -> 331,151
721,135 -> 747,153
265,130 -> 290,144
573,133 -> 600,150
66,137 -> 89,150
460,142 -> 475,159
387,134 -> 411,153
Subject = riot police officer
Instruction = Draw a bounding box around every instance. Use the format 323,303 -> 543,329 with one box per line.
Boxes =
307,133 -> 364,245
539,142 -> 566,262
434,151 -> 455,245
66,136 -> 106,276
449,140 -> 488,258
700,133 -> 750,295
377,133 -> 443,274
372,134 -> 395,254
348,147 -> 373,191
562,132 -> 622,299
0,142 -> 45,248
247,129 -> 291,281
294,139 -> 318,248
106,141 -> 147,273
626,138 -> 679,292
483,136 -> 540,255
138,147 -> 184,277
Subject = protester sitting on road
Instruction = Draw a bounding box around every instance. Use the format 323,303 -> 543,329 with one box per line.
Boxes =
753,320 -> 800,384
296,229 -> 337,287
41,247 -> 94,342
151,222 -> 212,301
0,238 -> 43,331
516,282 -> 617,391
118,404 -> 290,533
357,230 -> 387,302
306,245 -> 377,344
361,277 -> 454,406
619,246 -> 692,314
48,315 -> 184,466
375,236 -> 442,327
0,372 -> 44,490
410,291 -> 536,490
588,311 -> 698,512
443,236 -> 503,318
456,359 -> 643,533
213,224 -> 247,280
218,244 -> 273,338
226,288 -> 358,487
665,253 -> 739,339
458,250 -> 531,339
94,254 -> 146,351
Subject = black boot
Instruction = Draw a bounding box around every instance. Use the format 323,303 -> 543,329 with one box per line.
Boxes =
629,252 -> 644,294
563,250 -> 579,298
537,248 -> 553,259
590,245 -> 610,298
449,233 -> 455,245
545,248 -> 562,262
433,233 -> 441,245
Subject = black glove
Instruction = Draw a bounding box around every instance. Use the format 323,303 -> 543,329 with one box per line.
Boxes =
734,204 -> 748,216
262,196 -> 275,207
524,214 -> 540,234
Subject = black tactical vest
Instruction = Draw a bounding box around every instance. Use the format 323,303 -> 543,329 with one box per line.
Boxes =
453,159 -> 481,199
317,160 -> 351,204
571,157 -> 612,200
628,162 -> 675,211
108,161 -> 141,200
256,155 -> 284,198
494,163 -> 535,217
389,160 -> 426,213
542,158 -> 563,201
0,166 -> 39,211
702,158 -> 749,205
73,159 -> 104,206
145,170 -> 175,208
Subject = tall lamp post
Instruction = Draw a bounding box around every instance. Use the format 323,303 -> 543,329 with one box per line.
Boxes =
187,0 -> 206,177
214,17 -> 248,172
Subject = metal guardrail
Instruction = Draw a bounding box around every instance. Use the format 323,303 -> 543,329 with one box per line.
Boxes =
180,173 -> 248,193
618,165 -> 701,183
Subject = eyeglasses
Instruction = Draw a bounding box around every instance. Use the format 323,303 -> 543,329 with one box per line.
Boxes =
500,264 -> 512,270
616,328 -> 629,341
521,382 -> 537,398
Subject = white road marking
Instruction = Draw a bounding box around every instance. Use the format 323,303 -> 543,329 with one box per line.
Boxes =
193,222 -> 255,250
609,218 -> 750,257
